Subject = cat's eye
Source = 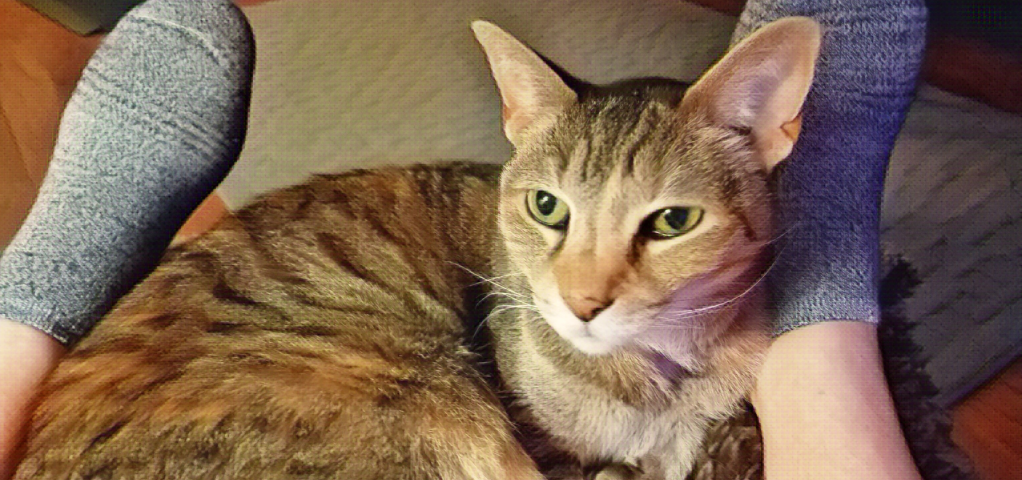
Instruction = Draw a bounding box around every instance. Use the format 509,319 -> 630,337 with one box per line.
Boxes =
643,207 -> 704,239
526,190 -> 569,229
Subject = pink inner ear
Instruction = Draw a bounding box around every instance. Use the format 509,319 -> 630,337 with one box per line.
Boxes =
502,103 -> 512,125
781,114 -> 802,143
495,66 -> 533,136
502,93 -> 524,127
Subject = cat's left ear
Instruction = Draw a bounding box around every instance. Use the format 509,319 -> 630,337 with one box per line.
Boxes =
681,17 -> 821,170
472,21 -> 577,147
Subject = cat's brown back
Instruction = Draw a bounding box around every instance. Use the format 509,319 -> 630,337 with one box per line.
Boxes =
16,163 -> 540,480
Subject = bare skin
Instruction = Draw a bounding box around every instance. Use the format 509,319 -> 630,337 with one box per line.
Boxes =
0,319 -> 64,479
752,321 -> 923,480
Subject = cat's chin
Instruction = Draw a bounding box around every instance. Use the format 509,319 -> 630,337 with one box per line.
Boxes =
534,303 -> 623,356
541,315 -> 620,356
567,334 -> 619,356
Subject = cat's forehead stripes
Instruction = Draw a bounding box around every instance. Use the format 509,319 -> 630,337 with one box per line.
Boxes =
524,81 -> 771,244
548,84 -> 729,199
555,91 -> 669,187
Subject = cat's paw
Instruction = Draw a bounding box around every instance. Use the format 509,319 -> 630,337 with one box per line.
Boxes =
588,463 -> 644,480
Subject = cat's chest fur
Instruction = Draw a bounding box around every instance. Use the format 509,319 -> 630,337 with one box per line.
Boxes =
491,295 -> 770,479
514,344 -> 709,463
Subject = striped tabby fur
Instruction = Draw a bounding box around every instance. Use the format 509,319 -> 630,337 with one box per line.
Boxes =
17,164 -> 541,480
17,18 -> 822,480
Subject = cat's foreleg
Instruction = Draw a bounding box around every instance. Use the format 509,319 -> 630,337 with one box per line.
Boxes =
591,463 -> 645,480
581,422 -> 707,480
641,421 -> 708,480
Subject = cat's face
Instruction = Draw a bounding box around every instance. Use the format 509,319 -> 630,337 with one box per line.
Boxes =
497,85 -> 774,356
474,19 -> 820,356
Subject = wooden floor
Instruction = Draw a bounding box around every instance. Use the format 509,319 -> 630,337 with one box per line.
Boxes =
1,0 -> 1020,478
952,357 -> 1022,480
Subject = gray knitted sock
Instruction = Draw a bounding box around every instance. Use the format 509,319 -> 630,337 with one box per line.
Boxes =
733,0 -> 927,334
0,0 -> 254,345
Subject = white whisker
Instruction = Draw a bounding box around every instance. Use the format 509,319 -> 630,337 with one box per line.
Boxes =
449,262 -> 529,300
475,303 -> 540,339
659,245 -> 786,322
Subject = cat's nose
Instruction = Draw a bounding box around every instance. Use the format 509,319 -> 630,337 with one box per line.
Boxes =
566,297 -> 613,322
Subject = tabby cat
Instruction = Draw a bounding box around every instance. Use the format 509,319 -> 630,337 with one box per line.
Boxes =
15,17 -> 820,480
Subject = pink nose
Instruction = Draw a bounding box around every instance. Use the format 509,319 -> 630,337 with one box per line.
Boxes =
565,297 -> 613,322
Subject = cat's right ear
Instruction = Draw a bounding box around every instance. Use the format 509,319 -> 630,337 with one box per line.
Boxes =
681,17 -> 821,171
472,21 -> 576,147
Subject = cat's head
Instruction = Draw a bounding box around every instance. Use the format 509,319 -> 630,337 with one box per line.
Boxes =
473,19 -> 820,357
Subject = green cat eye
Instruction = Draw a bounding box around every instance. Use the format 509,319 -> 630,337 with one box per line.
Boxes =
526,190 -> 569,229
645,207 -> 703,239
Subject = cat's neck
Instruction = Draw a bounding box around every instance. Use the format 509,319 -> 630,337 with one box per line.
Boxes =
508,286 -> 768,406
